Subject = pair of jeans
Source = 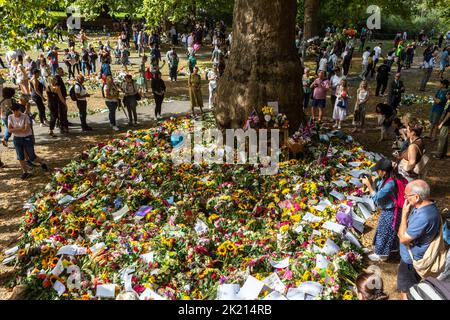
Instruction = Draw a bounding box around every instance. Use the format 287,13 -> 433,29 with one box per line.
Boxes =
90,61 -> 97,73
81,61 -> 90,75
13,135 -> 36,161
303,91 -> 311,109
105,101 -> 118,126
1,118 -> 11,141
123,95 -> 138,124
51,63 -> 59,76
154,94 -> 164,117
32,95 -> 47,124
66,62 -> 75,79
76,100 -> 88,129
48,101 -> 59,131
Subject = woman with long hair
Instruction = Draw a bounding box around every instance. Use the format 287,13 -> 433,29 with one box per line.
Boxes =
29,69 -> 48,126
362,158 -> 405,262
352,80 -> 369,133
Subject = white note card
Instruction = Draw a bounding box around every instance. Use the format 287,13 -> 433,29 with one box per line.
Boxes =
237,276 -> 265,300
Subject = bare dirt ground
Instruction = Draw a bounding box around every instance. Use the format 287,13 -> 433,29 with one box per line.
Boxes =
0,38 -> 448,300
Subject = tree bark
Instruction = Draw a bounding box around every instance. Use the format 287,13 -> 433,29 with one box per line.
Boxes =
303,0 -> 320,39
215,0 -> 304,134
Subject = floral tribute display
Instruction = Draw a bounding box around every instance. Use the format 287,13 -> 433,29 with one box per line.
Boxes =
3,114 -> 382,300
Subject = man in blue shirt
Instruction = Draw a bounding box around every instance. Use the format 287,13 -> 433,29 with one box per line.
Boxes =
397,180 -> 441,300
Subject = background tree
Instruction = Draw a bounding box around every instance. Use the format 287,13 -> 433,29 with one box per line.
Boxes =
303,0 -> 319,39
214,0 -> 304,132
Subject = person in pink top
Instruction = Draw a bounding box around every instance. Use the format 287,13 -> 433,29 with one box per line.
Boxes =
310,71 -> 330,122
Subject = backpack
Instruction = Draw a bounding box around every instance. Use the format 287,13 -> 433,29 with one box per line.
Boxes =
69,83 -> 81,101
383,176 -> 408,229
408,277 -> 450,300
145,68 -> 153,80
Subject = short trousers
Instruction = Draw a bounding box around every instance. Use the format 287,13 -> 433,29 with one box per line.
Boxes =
430,111 -> 444,125
397,260 -> 421,292
13,135 -> 36,161
312,99 -> 326,108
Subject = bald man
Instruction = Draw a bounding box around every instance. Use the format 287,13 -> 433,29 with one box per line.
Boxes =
397,180 -> 441,300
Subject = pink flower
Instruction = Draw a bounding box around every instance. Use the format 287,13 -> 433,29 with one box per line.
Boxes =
133,284 -> 146,294
283,269 -> 293,280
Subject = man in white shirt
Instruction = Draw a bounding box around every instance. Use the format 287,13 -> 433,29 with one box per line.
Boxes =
169,26 -> 178,45
360,47 -> 371,80
373,43 -> 382,68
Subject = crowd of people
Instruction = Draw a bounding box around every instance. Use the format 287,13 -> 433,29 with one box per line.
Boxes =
0,19 -> 449,300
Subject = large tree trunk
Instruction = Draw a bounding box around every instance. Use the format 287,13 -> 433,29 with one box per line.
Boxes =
215,0 -> 304,133
303,0 -> 320,39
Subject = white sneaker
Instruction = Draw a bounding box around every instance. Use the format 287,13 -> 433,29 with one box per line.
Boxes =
112,126 -> 120,131
333,123 -> 338,128
368,253 -> 388,262
338,126 -> 342,130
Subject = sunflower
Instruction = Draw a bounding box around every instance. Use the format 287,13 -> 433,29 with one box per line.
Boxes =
226,243 -> 236,252
41,246 -> 50,254
18,249 -> 26,257
317,238 -> 326,246
217,245 -> 227,256
289,159 -> 298,165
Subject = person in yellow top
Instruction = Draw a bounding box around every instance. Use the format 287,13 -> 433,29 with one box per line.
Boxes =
188,67 -> 204,117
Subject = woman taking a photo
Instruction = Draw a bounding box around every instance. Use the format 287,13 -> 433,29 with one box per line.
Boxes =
8,103 -> 48,180
396,119 -> 426,182
362,158 -> 404,262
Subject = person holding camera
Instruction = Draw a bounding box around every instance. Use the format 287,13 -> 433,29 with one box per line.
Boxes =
362,159 -> 404,262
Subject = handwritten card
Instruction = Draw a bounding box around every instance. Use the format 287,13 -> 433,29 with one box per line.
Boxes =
322,221 -> 346,234
302,212 -> 323,223
53,280 -> 66,296
217,284 -> 241,300
96,284 -> 116,298
263,291 -> 288,300
349,177 -> 363,187
262,273 -> 286,294
237,276 -> 265,300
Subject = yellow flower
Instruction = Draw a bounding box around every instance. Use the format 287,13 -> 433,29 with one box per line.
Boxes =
217,245 -> 227,256
302,271 -> 311,281
290,214 -> 301,222
279,179 -> 288,187
280,224 -> 290,233
282,189 -> 290,195
343,290 -> 353,300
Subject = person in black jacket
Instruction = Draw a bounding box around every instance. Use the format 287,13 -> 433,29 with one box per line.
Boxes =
151,71 -> 166,120
55,67 -> 70,133
376,60 -> 390,97
388,73 -> 405,112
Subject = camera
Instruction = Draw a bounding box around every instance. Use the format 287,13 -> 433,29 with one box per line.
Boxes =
359,173 -> 371,180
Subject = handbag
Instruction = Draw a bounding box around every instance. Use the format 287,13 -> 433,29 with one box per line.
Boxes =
407,218 -> 448,278
411,144 -> 429,176
132,83 -> 141,101
337,99 -> 348,109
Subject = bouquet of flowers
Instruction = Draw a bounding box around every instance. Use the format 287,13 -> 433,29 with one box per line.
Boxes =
3,113 -> 383,301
